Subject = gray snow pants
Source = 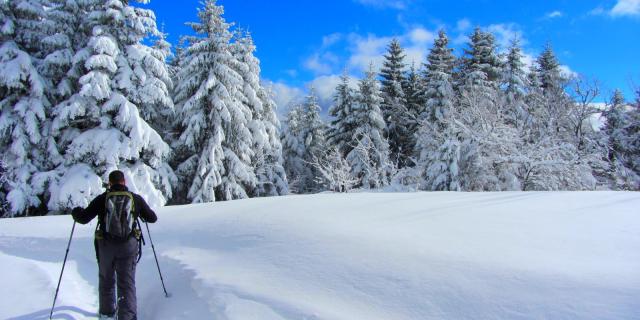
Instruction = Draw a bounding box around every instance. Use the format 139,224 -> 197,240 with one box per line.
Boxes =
97,237 -> 138,320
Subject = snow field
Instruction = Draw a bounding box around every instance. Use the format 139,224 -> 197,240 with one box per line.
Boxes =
1,192 -> 639,319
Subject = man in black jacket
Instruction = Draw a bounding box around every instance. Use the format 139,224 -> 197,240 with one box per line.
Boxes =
72,170 -> 157,320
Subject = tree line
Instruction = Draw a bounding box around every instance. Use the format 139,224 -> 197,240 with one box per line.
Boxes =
281,30 -> 640,193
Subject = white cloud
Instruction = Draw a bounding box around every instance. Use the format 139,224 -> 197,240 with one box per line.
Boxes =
322,33 -> 343,48
559,65 -> 579,80
345,26 -> 435,72
545,11 -> 564,19
409,27 -> 436,44
591,0 -> 640,17
309,75 -> 346,108
610,0 -> 640,16
487,23 -> 525,51
284,69 -> 298,78
347,33 -> 394,72
304,52 -> 340,75
456,18 -> 472,32
353,0 -> 410,10
263,80 -> 305,116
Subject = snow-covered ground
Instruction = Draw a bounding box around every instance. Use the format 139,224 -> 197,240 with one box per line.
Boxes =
1,192 -> 639,320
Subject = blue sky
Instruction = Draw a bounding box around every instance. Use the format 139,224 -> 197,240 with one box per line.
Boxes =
142,0 -> 640,109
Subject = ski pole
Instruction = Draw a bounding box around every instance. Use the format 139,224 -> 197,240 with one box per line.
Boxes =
49,221 -> 76,320
144,221 -> 170,298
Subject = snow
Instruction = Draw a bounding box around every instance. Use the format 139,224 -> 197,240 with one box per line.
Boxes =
1,191 -> 639,319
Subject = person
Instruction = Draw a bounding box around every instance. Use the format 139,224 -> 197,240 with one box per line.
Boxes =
72,170 -> 157,320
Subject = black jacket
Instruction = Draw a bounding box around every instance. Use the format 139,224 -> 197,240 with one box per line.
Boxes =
72,184 -> 158,229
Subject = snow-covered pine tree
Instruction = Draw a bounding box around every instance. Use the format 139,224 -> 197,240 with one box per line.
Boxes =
41,0 -> 83,103
604,89 -> 627,163
380,39 -> 411,167
173,0 -> 255,203
524,63 -> 546,137
281,104 -> 307,193
126,27 -> 175,137
457,28 -> 506,190
348,65 -> 393,189
327,71 -> 357,157
232,31 -> 287,197
422,30 -> 456,124
0,0 -> 51,216
537,43 -> 565,93
281,92 -> 327,194
254,84 -> 289,196
457,27 -> 501,129
299,89 -> 329,192
533,43 -> 572,136
47,0 -> 174,211
603,90 -> 638,189
501,37 -> 529,129
401,63 -> 424,159
39,0 -> 85,173
458,27 -> 502,89
416,30 -> 461,191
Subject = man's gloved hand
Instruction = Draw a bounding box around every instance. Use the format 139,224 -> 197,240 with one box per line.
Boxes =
71,207 -> 83,221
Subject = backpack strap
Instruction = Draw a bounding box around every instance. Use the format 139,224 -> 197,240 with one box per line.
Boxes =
135,216 -> 146,263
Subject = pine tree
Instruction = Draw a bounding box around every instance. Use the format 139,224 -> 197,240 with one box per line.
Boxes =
423,30 -> 456,124
281,104 -> 307,193
416,30 -> 461,191
42,0 -> 83,103
401,63 -> 424,157
232,31 -> 287,197
602,89 -> 639,189
459,27 -> 502,89
380,39 -> 411,167
348,65 -> 392,188
456,28 -> 505,190
299,89 -> 329,192
0,0 -> 50,215
327,71 -> 356,157
127,28 -> 175,136
537,43 -> 565,93
604,90 -> 627,163
530,44 -> 573,137
254,85 -> 289,196
173,0 -> 254,203
40,0 -> 85,172
47,0 -> 174,211
501,37 -> 529,129
281,91 -> 327,194
524,64 -> 546,137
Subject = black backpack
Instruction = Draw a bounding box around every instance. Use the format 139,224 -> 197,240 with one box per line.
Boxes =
104,191 -> 138,240
95,191 -> 145,262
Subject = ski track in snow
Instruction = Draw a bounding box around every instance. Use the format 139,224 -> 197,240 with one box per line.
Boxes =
1,192 -> 639,320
